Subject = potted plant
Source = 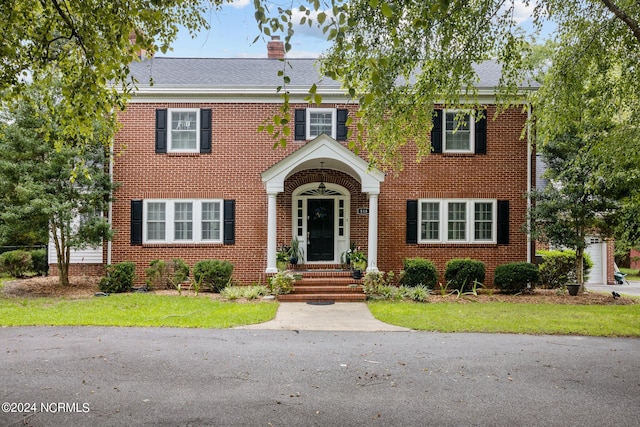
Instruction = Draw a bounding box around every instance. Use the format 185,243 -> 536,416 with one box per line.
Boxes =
288,237 -> 304,266
350,247 -> 367,279
565,270 -> 580,296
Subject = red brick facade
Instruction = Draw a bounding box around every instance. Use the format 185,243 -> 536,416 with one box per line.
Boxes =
110,100 -> 534,286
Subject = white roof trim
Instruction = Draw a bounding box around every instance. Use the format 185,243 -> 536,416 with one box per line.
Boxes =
261,134 -> 385,194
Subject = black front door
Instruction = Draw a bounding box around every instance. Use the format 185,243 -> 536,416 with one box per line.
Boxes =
307,199 -> 334,261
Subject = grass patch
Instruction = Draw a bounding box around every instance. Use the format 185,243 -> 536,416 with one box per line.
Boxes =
368,301 -> 640,337
619,267 -> 640,281
0,293 -> 278,328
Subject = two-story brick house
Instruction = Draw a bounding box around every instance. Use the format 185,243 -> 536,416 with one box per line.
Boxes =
52,40 -> 538,293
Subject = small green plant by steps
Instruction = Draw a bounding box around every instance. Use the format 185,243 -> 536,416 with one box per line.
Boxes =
269,270 -> 295,295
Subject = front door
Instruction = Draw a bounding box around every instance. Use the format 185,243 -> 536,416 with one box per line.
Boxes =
307,199 -> 334,261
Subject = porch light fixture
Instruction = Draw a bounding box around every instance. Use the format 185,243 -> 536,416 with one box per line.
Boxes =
317,162 -> 326,194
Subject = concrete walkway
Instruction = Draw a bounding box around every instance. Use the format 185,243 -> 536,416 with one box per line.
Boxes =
239,281 -> 640,333
237,302 -> 410,332
586,280 -> 640,297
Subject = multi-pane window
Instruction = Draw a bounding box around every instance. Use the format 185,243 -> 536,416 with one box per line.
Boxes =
201,202 -> 221,241
444,111 -> 473,152
420,202 -> 440,241
169,109 -> 199,152
307,109 -> 335,138
144,200 -> 222,243
474,202 -> 493,241
174,202 -> 193,240
447,202 -> 467,241
418,199 -> 496,243
146,203 -> 166,241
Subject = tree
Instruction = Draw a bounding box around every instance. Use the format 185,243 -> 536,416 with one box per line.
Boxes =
254,1 -> 640,169
1,0 -> 220,152
532,4 -> 640,268
528,134 -> 618,287
0,81 -> 115,286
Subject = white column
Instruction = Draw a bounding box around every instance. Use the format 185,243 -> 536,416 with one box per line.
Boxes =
366,192 -> 379,272
266,192 -> 278,273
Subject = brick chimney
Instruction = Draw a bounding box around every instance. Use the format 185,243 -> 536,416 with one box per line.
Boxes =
267,36 -> 285,59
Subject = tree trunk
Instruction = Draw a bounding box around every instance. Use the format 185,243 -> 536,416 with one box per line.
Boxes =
576,246 -> 585,293
51,221 -> 70,286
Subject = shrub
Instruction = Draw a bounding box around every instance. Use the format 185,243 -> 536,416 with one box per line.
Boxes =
444,259 -> 485,292
0,250 -> 32,278
494,262 -> 540,294
99,261 -> 136,293
269,270 -> 295,295
145,259 -> 190,290
538,250 -> 593,288
30,249 -> 48,276
193,260 -> 234,292
400,284 -> 432,302
400,258 -> 438,289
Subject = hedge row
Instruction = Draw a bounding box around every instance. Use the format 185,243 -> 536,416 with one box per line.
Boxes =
100,259 -> 234,293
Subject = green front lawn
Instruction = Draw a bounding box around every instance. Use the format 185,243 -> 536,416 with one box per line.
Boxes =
0,293 -> 278,328
369,301 -> 640,337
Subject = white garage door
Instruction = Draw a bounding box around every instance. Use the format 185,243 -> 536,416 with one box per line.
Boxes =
585,237 -> 605,285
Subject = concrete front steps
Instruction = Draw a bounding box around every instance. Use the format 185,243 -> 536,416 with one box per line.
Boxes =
276,266 -> 366,302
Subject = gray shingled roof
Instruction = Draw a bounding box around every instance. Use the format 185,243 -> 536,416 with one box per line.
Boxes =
128,58 -> 338,88
128,57 -> 538,91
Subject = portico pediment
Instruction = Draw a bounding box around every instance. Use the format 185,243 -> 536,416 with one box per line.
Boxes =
261,134 -> 385,194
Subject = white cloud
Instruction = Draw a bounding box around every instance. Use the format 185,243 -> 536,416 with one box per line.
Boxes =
512,0 -> 536,25
229,0 -> 250,9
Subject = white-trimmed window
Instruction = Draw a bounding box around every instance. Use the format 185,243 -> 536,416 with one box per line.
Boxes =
444,110 -> 474,153
169,109 -> 200,152
144,199 -> 223,243
307,108 -> 336,139
419,199 -> 496,243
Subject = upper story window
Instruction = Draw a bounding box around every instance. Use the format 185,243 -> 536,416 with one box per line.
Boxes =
444,110 -> 474,153
294,108 -> 349,141
307,108 -> 336,139
155,108 -> 212,154
418,199 -> 496,244
431,108 -> 486,155
169,109 -> 199,152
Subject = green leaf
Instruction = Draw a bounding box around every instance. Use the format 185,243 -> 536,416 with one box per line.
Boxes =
380,3 -> 393,18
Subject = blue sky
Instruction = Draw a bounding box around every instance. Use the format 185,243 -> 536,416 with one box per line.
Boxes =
162,1 -> 554,59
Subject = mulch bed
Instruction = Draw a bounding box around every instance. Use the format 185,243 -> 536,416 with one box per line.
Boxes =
2,276 -> 637,305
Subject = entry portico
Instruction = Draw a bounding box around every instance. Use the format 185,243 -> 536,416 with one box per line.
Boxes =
261,135 -> 385,273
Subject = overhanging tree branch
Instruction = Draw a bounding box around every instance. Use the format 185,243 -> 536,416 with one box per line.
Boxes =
600,0 -> 640,43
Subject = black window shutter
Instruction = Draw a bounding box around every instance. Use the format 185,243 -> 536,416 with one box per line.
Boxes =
497,200 -> 509,245
223,200 -> 235,245
475,114 -> 487,154
131,200 -> 143,245
336,109 -> 349,141
431,109 -> 442,153
155,109 -> 167,153
406,200 -> 418,244
294,109 -> 306,141
200,108 -> 212,153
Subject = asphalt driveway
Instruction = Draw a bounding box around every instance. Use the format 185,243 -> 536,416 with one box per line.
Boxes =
1,327 -> 639,426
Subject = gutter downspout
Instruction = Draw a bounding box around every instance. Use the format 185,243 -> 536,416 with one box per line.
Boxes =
526,103 -> 532,264
107,143 -> 114,266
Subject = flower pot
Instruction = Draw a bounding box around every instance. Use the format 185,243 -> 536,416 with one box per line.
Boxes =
566,284 -> 580,296
352,270 -> 362,279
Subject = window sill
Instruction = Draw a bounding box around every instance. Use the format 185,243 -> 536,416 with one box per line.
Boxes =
416,242 -> 498,248
142,242 -> 224,248
166,152 -> 203,157
441,152 -> 475,157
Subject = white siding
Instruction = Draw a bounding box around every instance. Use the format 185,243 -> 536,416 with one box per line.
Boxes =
585,237 -> 606,285
48,241 -> 103,264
